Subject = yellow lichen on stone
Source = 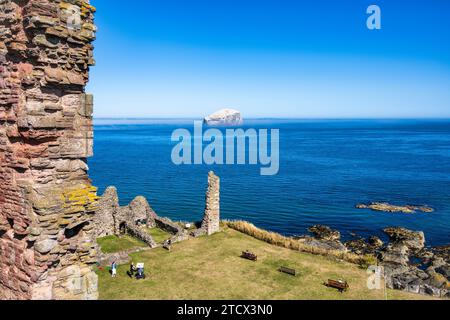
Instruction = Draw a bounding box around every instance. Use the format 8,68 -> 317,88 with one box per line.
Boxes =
82,23 -> 97,31
80,2 -> 96,18
82,3 -> 96,13
62,184 -> 99,209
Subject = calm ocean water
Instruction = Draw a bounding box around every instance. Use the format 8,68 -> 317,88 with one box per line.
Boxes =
89,119 -> 450,247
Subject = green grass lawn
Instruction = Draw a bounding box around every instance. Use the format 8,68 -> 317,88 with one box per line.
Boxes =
97,235 -> 147,254
97,226 -> 435,300
146,227 -> 172,243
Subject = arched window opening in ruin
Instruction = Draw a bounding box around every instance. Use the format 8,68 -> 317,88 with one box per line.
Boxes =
119,222 -> 127,235
65,222 -> 89,239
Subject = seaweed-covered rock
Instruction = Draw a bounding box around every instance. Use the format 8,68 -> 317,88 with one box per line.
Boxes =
345,234 -> 385,255
356,202 -> 434,214
383,227 -> 425,252
433,245 -> 450,263
368,236 -> 384,248
294,225 -> 347,252
308,225 -> 341,241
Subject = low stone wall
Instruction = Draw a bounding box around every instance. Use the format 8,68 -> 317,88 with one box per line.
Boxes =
155,216 -> 182,234
190,228 -> 207,238
97,246 -> 151,267
98,251 -> 130,267
155,216 -> 190,243
170,231 -> 190,244
125,224 -> 157,248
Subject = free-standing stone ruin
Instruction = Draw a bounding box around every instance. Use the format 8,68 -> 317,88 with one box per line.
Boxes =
93,186 -> 159,248
0,0 -> 98,299
93,186 -> 157,238
94,171 -> 221,252
201,171 -> 220,235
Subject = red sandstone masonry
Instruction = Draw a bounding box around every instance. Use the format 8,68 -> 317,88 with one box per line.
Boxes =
0,0 -> 98,300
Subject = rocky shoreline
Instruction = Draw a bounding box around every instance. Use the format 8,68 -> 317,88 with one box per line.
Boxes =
293,224 -> 449,298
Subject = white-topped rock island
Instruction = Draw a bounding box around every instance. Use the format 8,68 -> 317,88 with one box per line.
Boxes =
203,108 -> 243,126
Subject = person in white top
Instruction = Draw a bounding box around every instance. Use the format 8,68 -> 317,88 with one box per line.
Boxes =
111,261 -> 117,278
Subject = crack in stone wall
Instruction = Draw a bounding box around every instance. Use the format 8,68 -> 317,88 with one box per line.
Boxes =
0,0 -> 98,300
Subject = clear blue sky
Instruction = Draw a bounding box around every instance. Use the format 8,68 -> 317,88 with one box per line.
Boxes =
87,0 -> 450,118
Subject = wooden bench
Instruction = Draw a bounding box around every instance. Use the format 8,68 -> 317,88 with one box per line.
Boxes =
279,266 -> 297,276
324,279 -> 349,292
241,251 -> 257,261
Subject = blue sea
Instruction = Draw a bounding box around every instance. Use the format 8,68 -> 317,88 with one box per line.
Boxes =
89,119 -> 450,247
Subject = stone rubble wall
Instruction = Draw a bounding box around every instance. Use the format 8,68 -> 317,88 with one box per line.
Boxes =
155,216 -> 183,235
93,186 -> 157,238
154,216 -> 189,243
125,223 -> 157,248
201,171 -> 220,235
0,0 -> 98,300
92,186 -> 118,238
120,196 -> 157,230
98,250 -> 130,268
94,171 -> 221,249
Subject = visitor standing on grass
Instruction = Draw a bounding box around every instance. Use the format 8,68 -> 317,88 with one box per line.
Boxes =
129,262 -> 136,277
111,261 -> 117,278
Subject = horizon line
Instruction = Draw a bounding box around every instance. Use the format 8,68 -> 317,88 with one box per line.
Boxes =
93,116 -> 450,120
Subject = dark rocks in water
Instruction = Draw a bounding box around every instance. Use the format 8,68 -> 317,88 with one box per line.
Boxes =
345,235 -> 384,256
308,225 -> 341,241
344,238 -> 367,255
383,227 -> 425,252
368,236 -> 384,248
296,225 -> 347,252
356,202 -> 434,214
433,245 -> 450,262
380,227 -> 425,268
415,248 -> 434,261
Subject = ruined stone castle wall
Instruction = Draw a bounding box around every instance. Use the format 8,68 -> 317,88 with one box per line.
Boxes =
0,0 -> 98,300
201,171 -> 220,235
92,186 -> 118,238
93,187 -> 157,238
